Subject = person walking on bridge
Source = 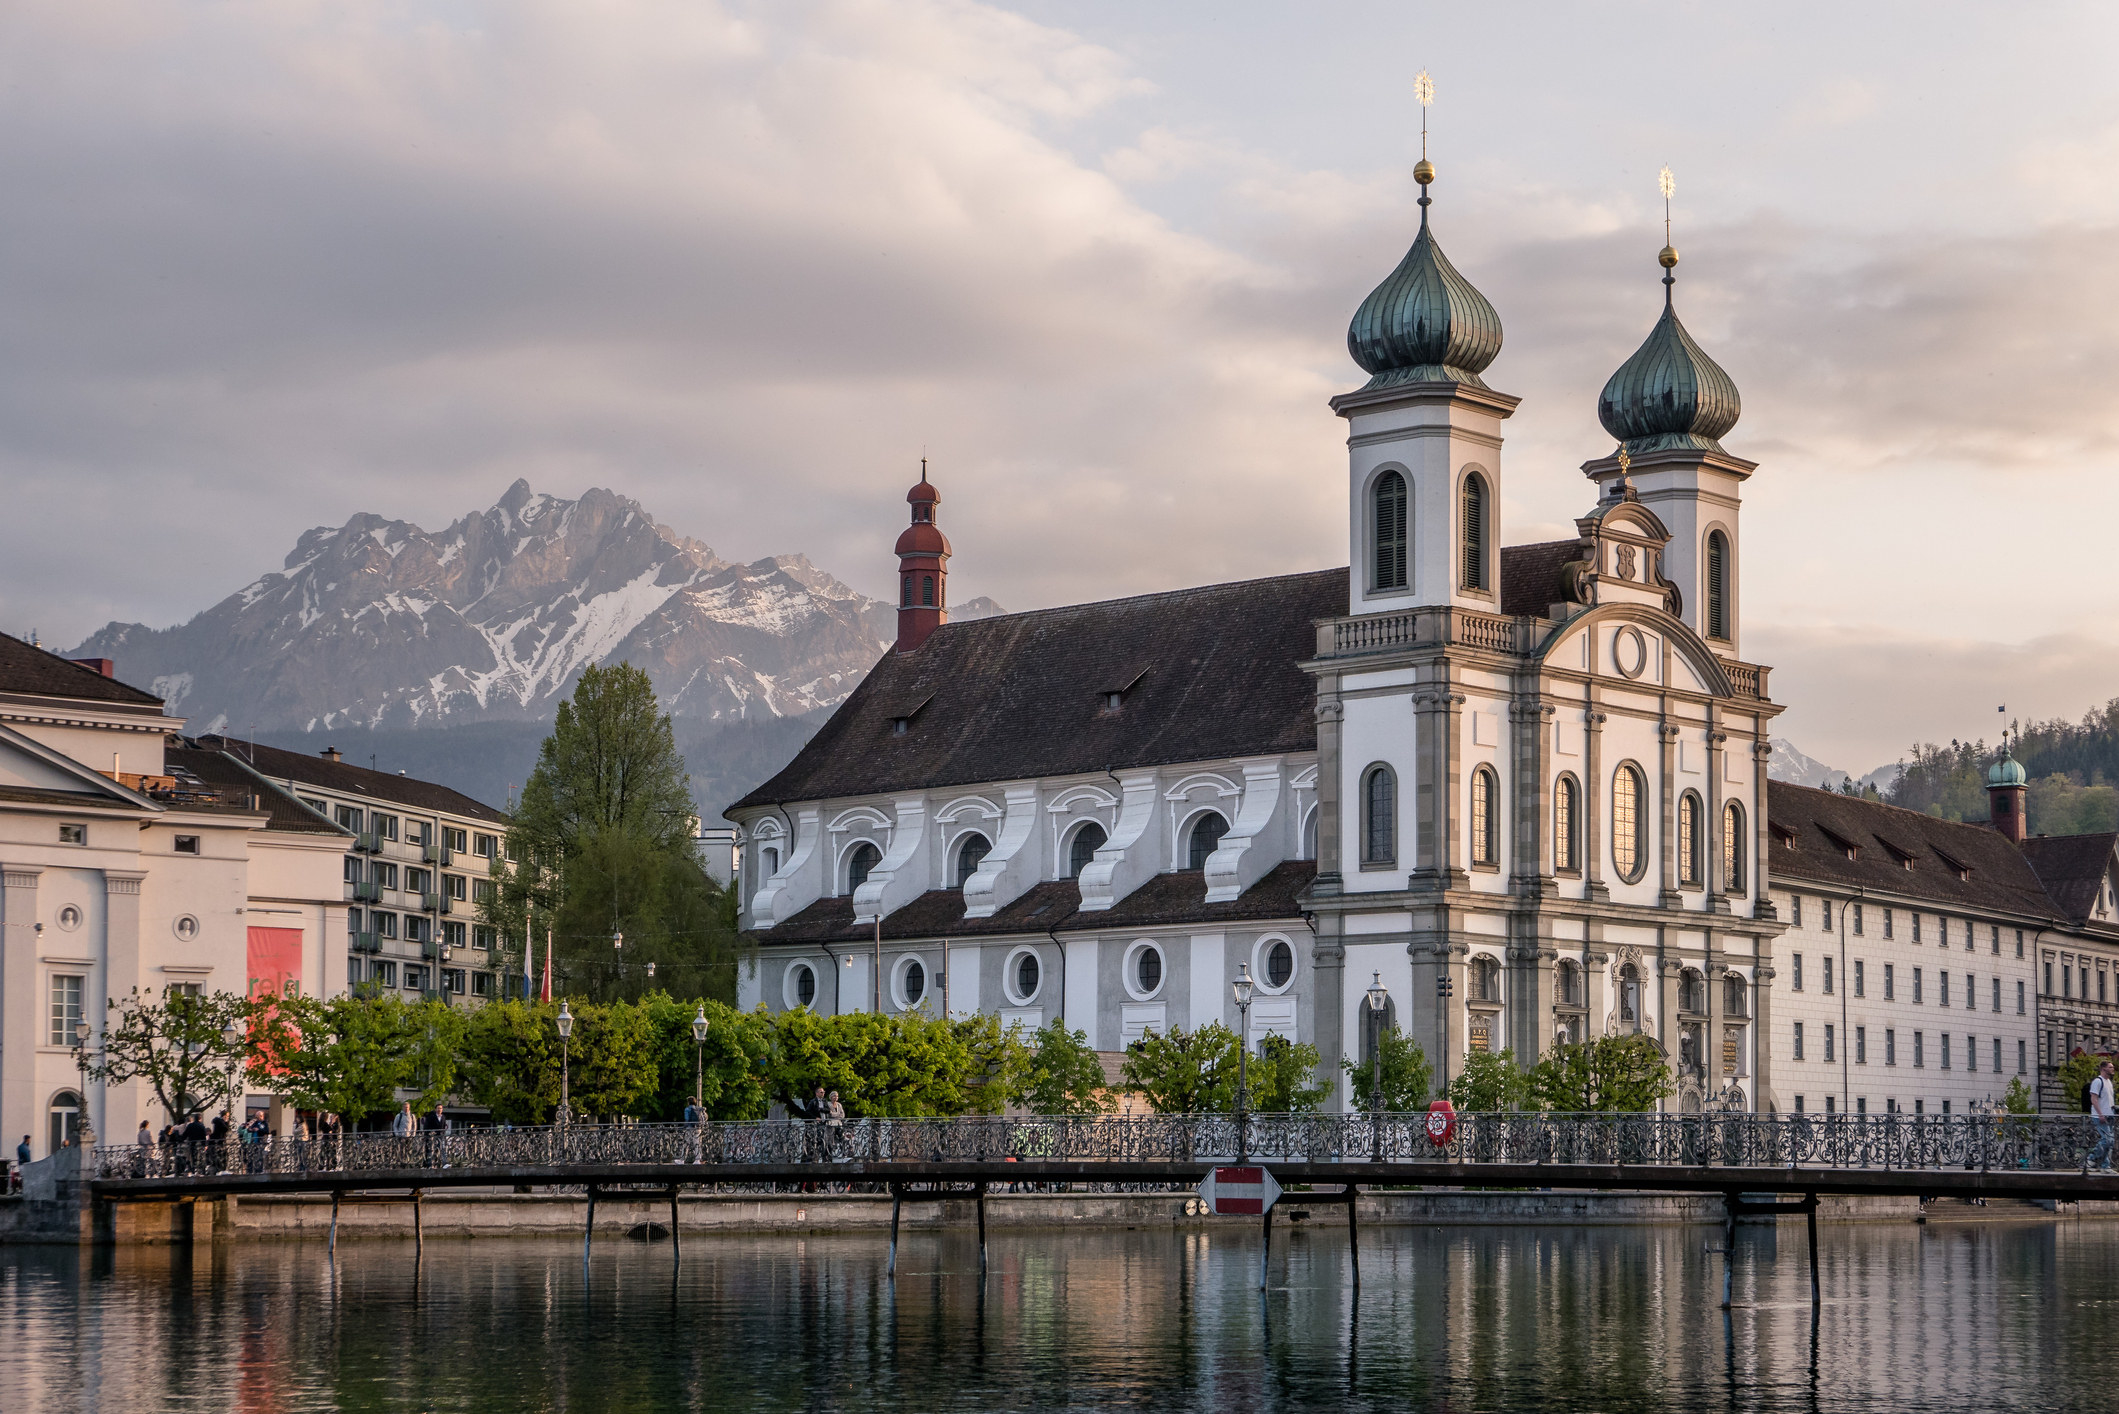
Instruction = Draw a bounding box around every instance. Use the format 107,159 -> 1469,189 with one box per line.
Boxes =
2089,1060 -> 2116,1173
393,1101 -> 418,1145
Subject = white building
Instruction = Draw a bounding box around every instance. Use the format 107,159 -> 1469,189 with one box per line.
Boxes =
719,161 -> 2113,1113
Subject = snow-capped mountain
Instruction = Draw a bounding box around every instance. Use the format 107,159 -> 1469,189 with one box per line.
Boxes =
72,480 -> 996,737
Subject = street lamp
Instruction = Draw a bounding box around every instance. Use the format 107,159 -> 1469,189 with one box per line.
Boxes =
556,1001 -> 574,1126
1436,973 -> 1455,1099
1232,962 -> 1254,1164
222,1018 -> 246,1134
1366,972 -> 1389,1162
72,1019 -> 95,1149
691,1004 -> 709,1113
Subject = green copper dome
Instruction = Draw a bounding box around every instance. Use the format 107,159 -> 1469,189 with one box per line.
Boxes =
1597,269 -> 1740,455
1988,749 -> 2027,788
1347,186 -> 1503,391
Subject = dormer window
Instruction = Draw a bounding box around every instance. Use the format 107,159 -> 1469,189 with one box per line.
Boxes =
1772,824 -> 1798,850
1934,847 -> 1972,882
1099,668 -> 1148,715
1818,826 -> 1859,861
886,692 -> 933,738
1879,838 -> 1917,870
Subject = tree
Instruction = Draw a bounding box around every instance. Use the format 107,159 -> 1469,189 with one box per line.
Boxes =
87,988 -> 268,1124
1529,1034 -> 1674,1113
1247,1034 -> 1329,1113
2002,1076 -> 2037,1115
457,1000 -> 563,1124
566,1000 -> 659,1119
485,664 -> 743,1003
1120,1024 -> 1239,1114
271,995 -> 464,1124
1449,1048 -> 1534,1112
633,993 -> 772,1121
1012,1021 -> 1114,1115
763,1009 -> 986,1118
2057,1049 -> 2108,1112
1341,1026 -> 1431,1112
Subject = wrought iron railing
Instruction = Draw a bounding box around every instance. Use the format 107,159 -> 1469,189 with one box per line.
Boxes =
85,1111 -> 2114,1184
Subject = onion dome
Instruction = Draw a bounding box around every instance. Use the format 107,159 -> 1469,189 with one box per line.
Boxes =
895,463 -> 949,557
1988,747 -> 2027,789
1347,167 -> 1503,391
1597,247 -> 1741,455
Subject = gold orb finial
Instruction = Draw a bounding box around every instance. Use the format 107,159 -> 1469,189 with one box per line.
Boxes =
1659,245 -> 1679,269
1414,159 -> 1435,186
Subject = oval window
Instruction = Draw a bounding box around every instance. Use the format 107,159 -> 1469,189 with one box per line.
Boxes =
1265,939 -> 1293,989
1015,952 -> 1040,999
903,959 -> 926,1007
1136,946 -> 1163,994
793,964 -> 816,1008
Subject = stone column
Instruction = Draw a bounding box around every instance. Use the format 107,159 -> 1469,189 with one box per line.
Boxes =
1510,694 -> 1554,899
1706,714 -> 1732,916
1750,739 -> 1776,920
101,871 -> 147,1139
1655,931 -> 1680,1109
1752,952 -> 1776,1111
1703,927 -> 1723,1103
1583,703 -> 1609,902
2,869 -> 42,1156
1313,690 -> 1345,892
1312,928 -> 1346,1110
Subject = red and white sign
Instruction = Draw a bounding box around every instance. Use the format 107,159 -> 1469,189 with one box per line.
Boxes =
1424,1099 -> 1458,1147
1199,1166 -> 1282,1216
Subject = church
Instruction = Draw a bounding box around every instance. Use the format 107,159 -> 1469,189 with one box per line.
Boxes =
728,158 -> 2119,1115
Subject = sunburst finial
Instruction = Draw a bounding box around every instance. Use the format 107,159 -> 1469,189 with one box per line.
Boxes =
1411,70 -> 1437,202
1655,165 -> 1679,297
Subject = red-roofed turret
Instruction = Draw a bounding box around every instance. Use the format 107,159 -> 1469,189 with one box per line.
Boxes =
894,461 -> 951,652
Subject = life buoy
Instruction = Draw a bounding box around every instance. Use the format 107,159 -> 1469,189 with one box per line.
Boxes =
1425,1098 -> 1457,1147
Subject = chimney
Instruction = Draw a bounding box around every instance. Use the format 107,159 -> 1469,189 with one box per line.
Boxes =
1987,746 -> 2028,845
321,746 -> 342,764
71,658 -> 115,678
893,461 -> 951,653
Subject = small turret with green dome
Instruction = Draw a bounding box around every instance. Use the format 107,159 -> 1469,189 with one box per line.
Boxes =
1988,746 -> 2027,789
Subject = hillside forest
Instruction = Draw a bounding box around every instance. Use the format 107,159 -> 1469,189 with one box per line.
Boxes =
1872,698 -> 2119,836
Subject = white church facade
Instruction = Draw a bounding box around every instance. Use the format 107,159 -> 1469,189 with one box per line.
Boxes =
729,162 -> 2116,1114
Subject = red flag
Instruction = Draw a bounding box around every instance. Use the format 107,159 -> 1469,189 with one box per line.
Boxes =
540,929 -> 553,1003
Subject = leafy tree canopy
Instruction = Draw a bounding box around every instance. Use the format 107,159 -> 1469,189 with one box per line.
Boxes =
87,988 -> 272,1124
1120,1024 -> 1240,1114
270,995 -> 463,1123
1342,1025 -> 1431,1112
1448,1048 -> 1533,1112
1012,1021 -> 1114,1116
1529,1034 -> 1674,1113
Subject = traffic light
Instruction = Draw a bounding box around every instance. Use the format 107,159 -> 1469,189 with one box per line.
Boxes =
1437,975 -> 1454,999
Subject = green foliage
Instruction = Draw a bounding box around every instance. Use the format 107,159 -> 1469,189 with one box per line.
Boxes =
633,992 -> 772,1120
2057,1049 -> 2109,1112
566,999 -> 659,1119
1448,1048 -> 1534,1112
456,1001 -> 561,1124
1341,1025 -> 1431,1112
1012,1021 -> 1114,1115
88,988 -> 271,1123
1247,1034 -> 1330,1113
484,663 -> 743,1004
2002,1076 -> 2037,1115
1885,701 -> 2119,833
1120,1024 -> 1240,1114
271,995 -> 463,1123
1529,1034 -> 1675,1113
763,1008 -> 999,1117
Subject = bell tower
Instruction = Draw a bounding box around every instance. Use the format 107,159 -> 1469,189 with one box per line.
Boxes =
894,461 -> 950,653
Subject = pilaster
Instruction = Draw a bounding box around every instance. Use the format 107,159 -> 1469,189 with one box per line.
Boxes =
1311,929 -> 1346,1110
1312,688 -> 1345,894
2,869 -> 43,1158
1583,703 -> 1610,902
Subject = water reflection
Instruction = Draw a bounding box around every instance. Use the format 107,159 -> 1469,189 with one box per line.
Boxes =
0,1218 -> 2114,1412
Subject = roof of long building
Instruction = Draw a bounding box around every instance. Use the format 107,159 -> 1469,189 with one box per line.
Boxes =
165,745 -> 349,836
192,734 -> 508,823
0,633 -> 164,708
2018,832 -> 2119,926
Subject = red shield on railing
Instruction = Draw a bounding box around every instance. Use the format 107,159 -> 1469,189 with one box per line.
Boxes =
1425,1099 -> 1457,1147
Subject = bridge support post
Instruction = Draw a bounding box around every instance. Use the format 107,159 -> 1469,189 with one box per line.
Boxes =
585,1185 -> 598,1267
329,1191 -> 339,1256
1345,1185 -> 1360,1288
1260,1203 -> 1272,1291
887,1185 -> 901,1278
1720,1198 -> 1735,1311
413,1190 -> 424,1258
975,1181 -> 988,1279
670,1185 -> 682,1263
1806,1194 -> 1820,1307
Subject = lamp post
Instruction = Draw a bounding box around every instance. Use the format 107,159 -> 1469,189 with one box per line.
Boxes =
222,1018 -> 245,1133
692,1004 -> 709,1110
1232,962 -> 1254,1164
1366,972 -> 1389,1163
556,1001 -> 574,1126
72,1020 -> 95,1150
1436,973 -> 1455,1099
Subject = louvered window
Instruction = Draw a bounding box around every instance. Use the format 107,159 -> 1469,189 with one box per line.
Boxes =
1706,531 -> 1730,640
1470,767 -> 1498,865
1461,473 -> 1488,590
1373,470 -> 1408,591
921,575 -> 935,607
1363,766 -> 1396,864
1678,794 -> 1701,886
1553,776 -> 1578,871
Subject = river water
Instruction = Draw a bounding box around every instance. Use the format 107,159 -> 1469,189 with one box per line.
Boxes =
1,1215 -> 2113,1412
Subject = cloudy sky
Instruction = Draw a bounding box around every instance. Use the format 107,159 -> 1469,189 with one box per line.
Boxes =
3,1 -> 2116,774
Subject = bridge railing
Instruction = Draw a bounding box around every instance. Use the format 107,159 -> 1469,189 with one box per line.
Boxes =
86,1111 -> 2112,1183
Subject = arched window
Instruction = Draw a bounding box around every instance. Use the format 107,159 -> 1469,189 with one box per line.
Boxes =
47,1090 -> 81,1156
1723,801 -> 1746,892
1461,471 -> 1489,591
900,575 -> 913,608
1618,963 -> 1641,1028
1705,530 -> 1730,641
1678,792 -> 1702,887
1724,972 -> 1749,1018
846,841 -> 882,893
1680,967 -> 1706,1014
1362,766 -> 1396,865
1556,960 -> 1582,1007
1372,470 -> 1408,591
1187,812 -> 1229,870
1067,822 -> 1106,879
1470,955 -> 1501,1002
1612,765 -> 1647,882
1553,775 -> 1579,872
955,833 -> 991,887
921,575 -> 935,607
1469,766 -> 1498,866
1301,808 -> 1318,861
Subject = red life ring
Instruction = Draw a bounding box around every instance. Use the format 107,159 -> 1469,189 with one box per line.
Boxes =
1425,1099 -> 1457,1146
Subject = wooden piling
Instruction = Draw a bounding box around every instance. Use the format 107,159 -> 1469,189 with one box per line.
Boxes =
975,1181 -> 988,1278
584,1185 -> 598,1266
1345,1184 -> 1360,1288
328,1190 -> 339,1256
1806,1194 -> 1821,1306
887,1185 -> 902,1278
413,1189 -> 423,1257
669,1185 -> 682,1262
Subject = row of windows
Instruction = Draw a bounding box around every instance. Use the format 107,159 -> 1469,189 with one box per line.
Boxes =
1361,763 -> 1746,886
781,937 -> 1301,1013
1792,1022 -> 2024,1075
344,858 -> 479,899
2046,960 -> 2119,1003
1789,953 -> 2027,1014
833,815 -> 1227,897
1792,1095 -> 1998,1115
327,807 -> 494,856
1366,471 -> 1729,640
1791,897 -> 2026,958
348,958 -> 493,996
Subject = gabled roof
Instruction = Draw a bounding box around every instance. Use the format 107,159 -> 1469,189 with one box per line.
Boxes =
0,633 -> 164,708
1766,780 -> 2065,922
192,735 -> 508,823
2019,832 -> 2119,926
753,860 -> 1316,945
166,746 -> 349,836
731,570 -> 1345,811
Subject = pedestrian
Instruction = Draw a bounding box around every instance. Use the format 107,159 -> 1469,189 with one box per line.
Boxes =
180,1112 -> 209,1176
431,1102 -> 450,1168
809,1086 -> 829,1164
134,1120 -> 153,1177
826,1091 -> 846,1160
2090,1060 -> 2116,1172
393,1101 -> 417,1140
10,1135 -> 25,1193
211,1110 -> 232,1172
320,1112 -> 343,1172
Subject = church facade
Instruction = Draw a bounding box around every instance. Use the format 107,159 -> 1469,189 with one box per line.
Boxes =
728,163 -> 2112,1113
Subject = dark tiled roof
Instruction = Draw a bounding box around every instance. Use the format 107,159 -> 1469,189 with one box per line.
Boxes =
1499,540 -> 1583,617
0,633 -> 164,708
1766,781 -> 2065,922
192,735 -> 508,823
752,862 -> 1314,945
0,785 -> 141,811
166,747 -> 348,836
731,570 -> 1345,811
2019,833 -> 2118,925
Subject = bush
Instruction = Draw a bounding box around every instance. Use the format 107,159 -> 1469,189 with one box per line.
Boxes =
1248,1034 -> 1330,1113
1121,1024 -> 1240,1113
1341,1026 -> 1431,1112
1529,1034 -> 1674,1113
1012,1021 -> 1113,1115
1447,1049 -> 1533,1112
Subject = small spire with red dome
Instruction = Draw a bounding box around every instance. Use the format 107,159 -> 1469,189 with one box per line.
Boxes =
893,459 -> 951,652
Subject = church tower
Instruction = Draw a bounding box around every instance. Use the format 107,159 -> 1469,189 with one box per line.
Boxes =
894,463 -> 950,653
1583,175 -> 1753,658
1333,91 -> 1517,617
